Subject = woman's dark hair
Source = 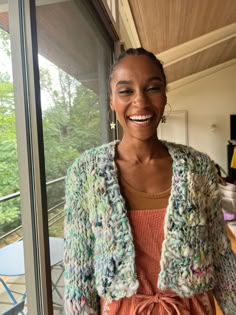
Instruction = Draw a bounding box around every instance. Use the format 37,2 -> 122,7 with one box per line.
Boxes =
109,47 -> 167,93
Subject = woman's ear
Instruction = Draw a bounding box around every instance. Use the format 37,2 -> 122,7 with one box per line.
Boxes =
110,100 -> 114,111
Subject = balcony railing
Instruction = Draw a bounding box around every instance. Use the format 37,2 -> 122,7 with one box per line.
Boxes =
0,177 -> 65,243
0,177 -> 66,313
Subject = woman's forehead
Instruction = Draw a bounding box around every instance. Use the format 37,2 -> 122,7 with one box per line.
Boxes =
111,55 -> 163,83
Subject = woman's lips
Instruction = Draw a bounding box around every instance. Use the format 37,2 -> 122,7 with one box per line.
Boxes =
128,114 -> 153,123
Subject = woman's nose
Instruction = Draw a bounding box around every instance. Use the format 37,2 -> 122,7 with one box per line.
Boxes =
132,92 -> 148,106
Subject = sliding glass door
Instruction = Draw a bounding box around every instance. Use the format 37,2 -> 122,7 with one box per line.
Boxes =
0,0 -> 114,313
0,2 -> 26,313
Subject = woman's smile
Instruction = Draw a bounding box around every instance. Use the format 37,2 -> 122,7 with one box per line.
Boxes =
128,113 -> 153,122
127,113 -> 155,127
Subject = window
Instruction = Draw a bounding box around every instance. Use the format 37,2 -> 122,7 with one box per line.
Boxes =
0,0 -> 114,313
0,4 -> 26,314
36,1 -> 113,311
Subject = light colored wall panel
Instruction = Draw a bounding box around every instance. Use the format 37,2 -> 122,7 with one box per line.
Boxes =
166,64 -> 236,172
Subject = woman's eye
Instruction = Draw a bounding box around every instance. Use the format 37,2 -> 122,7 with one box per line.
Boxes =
146,86 -> 161,92
118,89 -> 133,95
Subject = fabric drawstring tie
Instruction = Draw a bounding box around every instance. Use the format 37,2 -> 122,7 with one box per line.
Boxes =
133,293 -> 189,315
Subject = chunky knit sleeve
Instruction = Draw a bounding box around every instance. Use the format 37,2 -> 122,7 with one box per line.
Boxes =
64,158 -> 99,314
206,159 -> 236,314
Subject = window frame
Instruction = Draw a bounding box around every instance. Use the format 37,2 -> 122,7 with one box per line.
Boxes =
6,0 -> 119,313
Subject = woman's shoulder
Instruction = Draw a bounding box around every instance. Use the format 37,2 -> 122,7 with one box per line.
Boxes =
163,140 -> 212,163
162,141 -> 216,179
67,140 -> 117,173
78,140 -> 117,163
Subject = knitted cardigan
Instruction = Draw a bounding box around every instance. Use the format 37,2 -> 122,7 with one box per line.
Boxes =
64,140 -> 236,315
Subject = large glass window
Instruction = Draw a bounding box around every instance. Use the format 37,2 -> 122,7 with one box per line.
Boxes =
35,0 -> 113,312
0,3 -> 26,314
0,0 -> 114,314
0,20 -> 20,242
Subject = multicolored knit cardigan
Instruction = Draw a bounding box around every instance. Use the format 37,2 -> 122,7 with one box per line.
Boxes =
64,140 -> 236,315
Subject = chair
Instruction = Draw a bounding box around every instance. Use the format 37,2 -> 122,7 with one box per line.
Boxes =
0,237 -> 63,314
0,277 -> 26,315
1,299 -> 25,315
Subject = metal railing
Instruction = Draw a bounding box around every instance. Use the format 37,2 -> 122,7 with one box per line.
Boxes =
0,177 -> 65,204
0,177 -> 65,242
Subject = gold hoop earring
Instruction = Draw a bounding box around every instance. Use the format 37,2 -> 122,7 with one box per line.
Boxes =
161,103 -> 172,123
107,109 -> 116,129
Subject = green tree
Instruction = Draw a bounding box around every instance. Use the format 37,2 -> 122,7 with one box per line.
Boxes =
40,66 -> 101,209
0,28 -> 21,235
0,71 -> 21,233
0,27 -> 102,236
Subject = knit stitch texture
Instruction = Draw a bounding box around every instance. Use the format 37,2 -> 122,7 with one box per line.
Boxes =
64,140 -> 236,314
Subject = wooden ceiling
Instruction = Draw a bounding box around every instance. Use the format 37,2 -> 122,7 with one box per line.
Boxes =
165,36 -> 236,83
120,0 -> 236,87
1,0 -> 235,89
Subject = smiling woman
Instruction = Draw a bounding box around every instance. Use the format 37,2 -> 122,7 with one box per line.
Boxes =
64,48 -> 236,315
109,51 -> 167,146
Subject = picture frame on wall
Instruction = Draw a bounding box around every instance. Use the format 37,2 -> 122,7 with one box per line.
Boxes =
158,110 -> 189,145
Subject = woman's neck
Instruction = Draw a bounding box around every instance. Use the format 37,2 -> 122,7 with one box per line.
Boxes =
116,136 -> 169,163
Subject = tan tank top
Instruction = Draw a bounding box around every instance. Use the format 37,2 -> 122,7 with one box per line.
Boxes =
119,174 -> 170,210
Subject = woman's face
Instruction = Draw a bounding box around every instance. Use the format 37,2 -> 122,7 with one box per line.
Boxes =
110,54 -> 167,142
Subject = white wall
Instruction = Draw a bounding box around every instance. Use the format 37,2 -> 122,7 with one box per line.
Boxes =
165,64 -> 236,172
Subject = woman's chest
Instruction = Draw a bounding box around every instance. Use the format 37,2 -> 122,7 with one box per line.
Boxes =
116,158 -> 172,194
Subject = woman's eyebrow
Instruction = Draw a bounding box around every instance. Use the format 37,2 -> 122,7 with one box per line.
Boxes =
115,77 -> 163,87
148,76 -> 163,82
115,80 -> 132,87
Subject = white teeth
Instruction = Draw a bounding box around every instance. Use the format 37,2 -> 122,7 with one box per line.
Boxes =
129,114 -> 152,121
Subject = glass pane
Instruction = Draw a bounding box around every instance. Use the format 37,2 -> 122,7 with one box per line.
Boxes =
35,0 -> 113,313
0,3 -> 27,314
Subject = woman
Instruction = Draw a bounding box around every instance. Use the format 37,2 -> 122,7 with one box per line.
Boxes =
64,48 -> 236,314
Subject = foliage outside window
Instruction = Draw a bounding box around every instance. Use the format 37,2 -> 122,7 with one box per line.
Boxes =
0,28 -> 102,239
0,29 -> 20,238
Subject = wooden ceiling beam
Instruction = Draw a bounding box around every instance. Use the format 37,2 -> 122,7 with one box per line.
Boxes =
167,58 -> 236,92
119,0 -> 140,48
158,23 -> 236,67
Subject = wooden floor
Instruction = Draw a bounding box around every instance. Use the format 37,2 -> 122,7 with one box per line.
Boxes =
215,226 -> 236,315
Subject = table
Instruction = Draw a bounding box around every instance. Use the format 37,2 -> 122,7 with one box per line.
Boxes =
0,237 -> 64,312
0,237 -> 64,276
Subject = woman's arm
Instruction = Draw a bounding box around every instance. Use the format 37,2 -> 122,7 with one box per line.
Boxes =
64,158 -> 98,315
207,160 -> 236,314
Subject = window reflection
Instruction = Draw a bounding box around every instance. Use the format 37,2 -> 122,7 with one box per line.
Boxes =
0,0 -> 113,312
0,13 -> 26,314
36,0 -> 112,312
